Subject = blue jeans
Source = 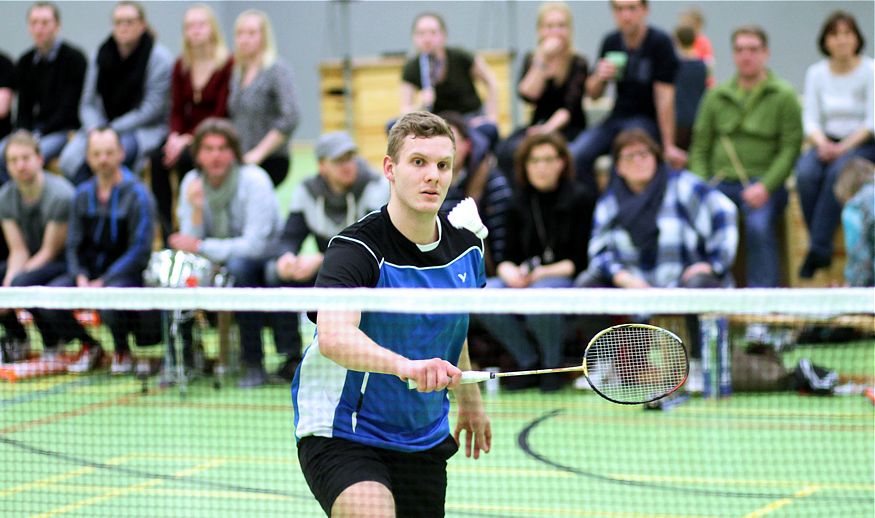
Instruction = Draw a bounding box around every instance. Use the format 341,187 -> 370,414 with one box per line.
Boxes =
795,142 -> 875,259
716,180 -> 788,287
568,116 -> 660,193
476,276 -> 572,369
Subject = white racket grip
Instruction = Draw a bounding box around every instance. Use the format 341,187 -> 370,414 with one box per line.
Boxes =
406,370 -> 494,390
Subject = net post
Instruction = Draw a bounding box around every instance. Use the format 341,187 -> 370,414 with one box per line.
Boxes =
716,317 -> 732,398
700,317 -> 715,399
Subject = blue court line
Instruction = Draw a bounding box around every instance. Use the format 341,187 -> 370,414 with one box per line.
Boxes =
0,376 -> 97,407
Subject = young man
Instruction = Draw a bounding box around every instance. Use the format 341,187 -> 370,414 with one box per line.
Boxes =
8,2 -> 87,164
293,112 -> 491,517
169,117 -> 283,388
57,1 -> 172,184
688,26 -> 803,287
0,130 -> 74,362
36,127 -> 155,373
266,131 -> 388,380
569,0 -> 684,192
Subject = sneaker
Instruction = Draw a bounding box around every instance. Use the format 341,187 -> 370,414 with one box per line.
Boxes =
67,346 -> 104,373
135,358 -> 154,378
685,359 -> 703,394
0,336 -> 31,363
110,353 -> 133,375
237,365 -> 268,388
40,349 -> 66,367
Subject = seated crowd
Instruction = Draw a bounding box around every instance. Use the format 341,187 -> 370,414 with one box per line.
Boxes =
0,1 -> 872,392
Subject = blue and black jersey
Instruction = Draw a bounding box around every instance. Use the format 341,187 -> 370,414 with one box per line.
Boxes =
292,206 -> 485,452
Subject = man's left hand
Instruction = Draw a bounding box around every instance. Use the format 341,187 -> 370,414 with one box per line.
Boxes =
664,144 -> 688,169
454,405 -> 492,459
168,233 -> 201,254
742,182 -> 770,209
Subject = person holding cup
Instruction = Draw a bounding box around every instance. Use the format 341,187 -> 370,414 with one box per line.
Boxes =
568,0 -> 685,190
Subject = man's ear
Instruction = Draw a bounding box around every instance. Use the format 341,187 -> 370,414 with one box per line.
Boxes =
383,155 -> 395,182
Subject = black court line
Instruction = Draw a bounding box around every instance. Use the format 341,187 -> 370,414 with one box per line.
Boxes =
517,409 -> 872,504
0,433 -> 509,517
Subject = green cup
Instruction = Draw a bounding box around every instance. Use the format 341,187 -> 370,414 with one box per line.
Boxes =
605,51 -> 628,80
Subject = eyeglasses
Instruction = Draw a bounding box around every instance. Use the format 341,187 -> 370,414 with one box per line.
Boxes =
527,155 -> 560,165
618,149 -> 652,162
113,16 -> 141,26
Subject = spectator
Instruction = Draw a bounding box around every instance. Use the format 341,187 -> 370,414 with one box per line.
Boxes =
149,3 -> 233,242
496,1 -> 589,182
569,0 -> 684,192
0,51 -> 12,143
37,127 -> 156,374
0,131 -> 74,362
4,2 -> 86,170
689,25 -> 803,287
796,11 -> 874,279
228,9 -> 300,187
575,129 -> 737,391
58,1 -> 173,185
678,7 -> 715,69
266,130 -> 388,380
673,25 -> 707,151
477,132 -> 594,392
440,111 -> 512,276
399,11 -> 499,147
833,158 -> 874,287
169,118 -> 283,388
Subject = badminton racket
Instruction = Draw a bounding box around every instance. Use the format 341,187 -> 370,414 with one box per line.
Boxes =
408,323 -> 688,405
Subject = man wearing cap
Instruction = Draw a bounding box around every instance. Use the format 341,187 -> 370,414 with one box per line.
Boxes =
266,131 -> 388,380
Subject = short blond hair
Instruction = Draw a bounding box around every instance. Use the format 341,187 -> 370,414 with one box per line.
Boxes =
386,111 -> 455,163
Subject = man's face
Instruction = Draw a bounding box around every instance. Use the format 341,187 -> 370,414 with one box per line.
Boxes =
86,131 -> 124,178
28,6 -> 60,50
611,0 -> 648,38
320,151 -> 359,193
385,135 -> 454,215
5,143 -> 44,186
412,15 -> 446,55
196,133 -> 236,187
112,4 -> 146,48
732,33 -> 769,81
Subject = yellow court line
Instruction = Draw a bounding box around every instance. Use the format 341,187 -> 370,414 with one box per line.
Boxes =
742,485 -> 820,518
447,501 -> 710,518
19,483 -> 295,502
0,467 -> 95,498
615,474 -> 873,491
32,459 -> 226,518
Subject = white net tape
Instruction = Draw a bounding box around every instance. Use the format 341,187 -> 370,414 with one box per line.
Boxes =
1,287 -> 872,315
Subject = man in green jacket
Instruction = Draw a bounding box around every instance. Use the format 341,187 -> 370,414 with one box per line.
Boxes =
688,25 -> 802,287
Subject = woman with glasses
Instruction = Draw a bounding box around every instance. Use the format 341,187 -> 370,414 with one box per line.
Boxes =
477,132 -> 594,392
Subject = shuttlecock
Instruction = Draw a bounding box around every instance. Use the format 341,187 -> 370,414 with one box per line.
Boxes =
448,197 -> 488,239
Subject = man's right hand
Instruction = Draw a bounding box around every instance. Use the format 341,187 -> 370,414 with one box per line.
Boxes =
76,274 -> 90,288
400,358 -> 462,393
276,252 -> 299,281
186,177 -> 204,210
594,59 -> 617,83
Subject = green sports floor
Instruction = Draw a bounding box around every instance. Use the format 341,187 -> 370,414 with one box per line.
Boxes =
1,339 -> 872,517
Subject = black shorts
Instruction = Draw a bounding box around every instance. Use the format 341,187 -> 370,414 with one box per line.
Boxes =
297,435 -> 458,517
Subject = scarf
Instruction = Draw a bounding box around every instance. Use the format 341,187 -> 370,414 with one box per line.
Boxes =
96,31 -> 154,121
203,165 -> 239,239
612,163 -> 669,269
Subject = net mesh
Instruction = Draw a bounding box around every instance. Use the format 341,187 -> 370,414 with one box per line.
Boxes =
1,287 -> 873,517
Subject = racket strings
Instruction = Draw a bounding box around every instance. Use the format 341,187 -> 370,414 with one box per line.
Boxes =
586,327 -> 687,403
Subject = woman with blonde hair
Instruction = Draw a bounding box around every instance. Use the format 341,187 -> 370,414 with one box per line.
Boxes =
228,9 -> 300,187
496,2 -> 589,186
150,3 -> 233,240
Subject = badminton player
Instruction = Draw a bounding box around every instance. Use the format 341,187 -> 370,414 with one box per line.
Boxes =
292,111 -> 491,517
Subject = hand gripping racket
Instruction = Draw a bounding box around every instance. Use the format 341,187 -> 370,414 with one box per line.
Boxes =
408,324 -> 689,404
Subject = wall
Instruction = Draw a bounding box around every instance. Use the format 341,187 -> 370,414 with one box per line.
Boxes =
0,1 -> 872,140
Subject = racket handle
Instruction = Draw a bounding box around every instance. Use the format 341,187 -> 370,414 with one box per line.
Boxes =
406,370 -> 494,390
